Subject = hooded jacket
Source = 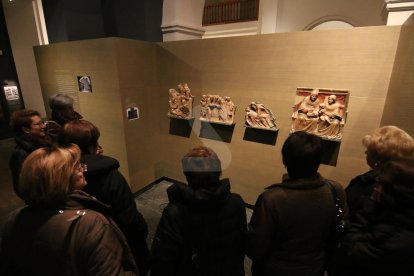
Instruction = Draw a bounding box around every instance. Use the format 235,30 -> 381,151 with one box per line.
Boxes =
0,191 -> 139,275
247,174 -> 347,276
151,179 -> 246,276
81,153 -> 150,275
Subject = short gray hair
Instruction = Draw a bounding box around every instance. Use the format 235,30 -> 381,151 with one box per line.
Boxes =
49,94 -> 74,110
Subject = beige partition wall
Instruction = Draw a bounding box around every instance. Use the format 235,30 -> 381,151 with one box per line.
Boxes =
381,15 -> 414,136
34,38 -> 131,182
35,26 -> 404,204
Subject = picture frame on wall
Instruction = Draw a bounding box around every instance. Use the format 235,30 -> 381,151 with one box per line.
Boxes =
127,107 -> 139,120
77,76 -> 92,93
3,85 -> 20,101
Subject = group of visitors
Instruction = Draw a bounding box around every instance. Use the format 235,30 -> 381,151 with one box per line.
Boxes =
1,92 -> 414,276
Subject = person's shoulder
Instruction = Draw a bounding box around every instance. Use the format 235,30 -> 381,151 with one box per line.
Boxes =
76,209 -> 112,231
82,154 -> 120,173
325,179 -> 345,191
347,170 -> 377,189
258,183 -> 285,201
227,192 -> 246,208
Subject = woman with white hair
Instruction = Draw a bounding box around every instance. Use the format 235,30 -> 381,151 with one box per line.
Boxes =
46,94 -> 83,142
346,125 -> 414,220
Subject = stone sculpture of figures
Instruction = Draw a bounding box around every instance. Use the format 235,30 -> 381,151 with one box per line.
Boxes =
168,83 -> 194,119
291,90 -> 321,133
200,94 -> 236,124
317,94 -> 345,139
291,89 -> 348,141
245,102 -> 277,129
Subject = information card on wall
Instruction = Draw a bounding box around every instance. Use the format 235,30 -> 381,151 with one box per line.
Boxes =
3,85 -> 20,101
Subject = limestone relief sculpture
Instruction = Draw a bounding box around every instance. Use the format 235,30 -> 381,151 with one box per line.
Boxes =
168,83 -> 194,119
291,87 -> 349,141
200,94 -> 236,124
245,102 -> 277,130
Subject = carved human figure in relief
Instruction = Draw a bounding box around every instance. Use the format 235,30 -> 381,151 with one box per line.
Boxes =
317,94 -> 345,139
168,83 -> 194,119
245,102 -> 277,129
200,94 -> 236,124
291,90 -> 321,133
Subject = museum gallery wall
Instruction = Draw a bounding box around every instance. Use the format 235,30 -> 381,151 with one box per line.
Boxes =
34,23 -> 414,204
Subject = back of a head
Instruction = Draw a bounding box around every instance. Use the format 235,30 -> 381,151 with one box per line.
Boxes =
59,120 -> 100,154
11,109 -> 41,133
362,126 -> 414,161
182,146 -> 222,189
379,158 -> 414,202
282,131 -> 323,179
49,94 -> 74,111
19,145 -> 81,206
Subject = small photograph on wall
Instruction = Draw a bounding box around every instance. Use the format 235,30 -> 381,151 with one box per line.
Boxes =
3,85 -> 20,101
127,107 -> 139,121
77,76 -> 92,93
291,87 -> 350,141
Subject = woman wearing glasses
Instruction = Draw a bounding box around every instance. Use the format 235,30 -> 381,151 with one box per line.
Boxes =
1,145 -> 138,275
9,109 -> 52,199
59,119 -> 151,275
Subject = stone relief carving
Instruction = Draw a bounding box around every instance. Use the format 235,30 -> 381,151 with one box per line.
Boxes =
291,87 -> 349,141
245,102 -> 277,130
168,83 -> 194,119
200,94 -> 236,124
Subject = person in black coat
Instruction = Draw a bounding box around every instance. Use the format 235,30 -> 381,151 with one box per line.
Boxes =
151,146 -> 247,276
337,158 -> 414,275
346,126 -> 414,221
9,109 -> 52,199
59,119 -> 150,275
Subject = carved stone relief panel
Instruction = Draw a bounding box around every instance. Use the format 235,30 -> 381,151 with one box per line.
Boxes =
291,87 -> 349,141
245,102 -> 277,130
200,94 -> 236,124
168,83 -> 195,119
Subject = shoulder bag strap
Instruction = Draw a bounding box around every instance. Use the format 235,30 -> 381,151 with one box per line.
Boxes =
64,210 -> 86,276
325,181 -> 345,233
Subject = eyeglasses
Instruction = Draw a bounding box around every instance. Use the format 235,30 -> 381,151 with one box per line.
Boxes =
76,163 -> 88,172
32,121 -> 45,127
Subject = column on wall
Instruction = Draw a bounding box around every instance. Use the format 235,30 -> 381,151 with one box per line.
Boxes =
161,0 -> 206,41
259,0 -> 278,34
2,0 -> 47,116
382,0 -> 414,25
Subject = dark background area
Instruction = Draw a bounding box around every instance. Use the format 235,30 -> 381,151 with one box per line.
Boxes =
42,0 -> 163,43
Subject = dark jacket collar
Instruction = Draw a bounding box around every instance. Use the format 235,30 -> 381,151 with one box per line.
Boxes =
81,154 -> 119,176
14,133 -> 51,152
266,173 -> 326,190
167,178 -> 231,208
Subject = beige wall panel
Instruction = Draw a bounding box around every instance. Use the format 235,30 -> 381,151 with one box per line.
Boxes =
35,26 -> 402,204
381,16 -> 414,136
156,26 -> 400,204
34,39 -> 130,180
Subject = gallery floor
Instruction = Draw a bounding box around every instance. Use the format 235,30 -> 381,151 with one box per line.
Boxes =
0,137 -> 253,275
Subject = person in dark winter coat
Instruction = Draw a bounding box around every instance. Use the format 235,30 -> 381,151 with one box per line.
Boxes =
247,131 -> 347,276
9,109 -> 52,199
0,145 -> 138,275
337,158 -> 414,276
151,146 -> 247,276
346,126 -> 414,221
59,119 -> 150,275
